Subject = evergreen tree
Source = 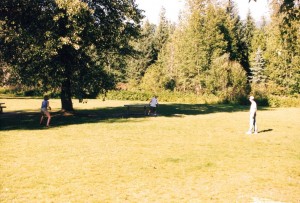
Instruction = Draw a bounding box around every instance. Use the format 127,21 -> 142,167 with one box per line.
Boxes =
249,48 -> 266,84
222,0 -> 242,61
251,16 -> 267,55
153,7 -> 171,57
127,8 -> 172,88
240,10 -> 256,74
126,20 -> 157,87
264,0 -> 300,94
148,0 -> 248,94
164,1 -> 228,92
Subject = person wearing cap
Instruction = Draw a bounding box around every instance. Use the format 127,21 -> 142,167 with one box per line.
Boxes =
246,96 -> 258,134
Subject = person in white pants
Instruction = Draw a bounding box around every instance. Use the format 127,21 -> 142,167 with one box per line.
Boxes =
246,96 -> 258,134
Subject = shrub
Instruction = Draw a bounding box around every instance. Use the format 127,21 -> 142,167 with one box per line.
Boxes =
248,83 -> 300,107
24,89 -> 42,96
206,54 -> 249,103
267,95 -> 300,107
106,90 -> 221,104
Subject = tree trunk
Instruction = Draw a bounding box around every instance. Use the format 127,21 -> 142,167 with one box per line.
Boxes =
61,79 -> 73,111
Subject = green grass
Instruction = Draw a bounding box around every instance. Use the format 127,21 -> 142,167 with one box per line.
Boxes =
1,99 -> 300,202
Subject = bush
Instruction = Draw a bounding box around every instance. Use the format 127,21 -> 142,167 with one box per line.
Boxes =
0,87 -> 61,98
206,54 -> 249,103
24,89 -> 42,96
248,83 -> 300,107
106,90 -> 300,107
106,90 -> 151,101
267,95 -> 300,107
106,90 -> 221,104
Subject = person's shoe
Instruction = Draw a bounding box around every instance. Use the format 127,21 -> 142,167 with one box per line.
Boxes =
254,132 -> 258,134
246,131 -> 252,135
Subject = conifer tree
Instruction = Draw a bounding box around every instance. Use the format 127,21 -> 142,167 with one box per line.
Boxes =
239,10 -> 256,74
165,1 -> 228,92
126,20 -> 157,87
249,48 -> 266,84
251,16 -> 267,55
223,0 -> 242,61
264,0 -> 300,94
127,8 -> 172,88
153,8 -> 171,57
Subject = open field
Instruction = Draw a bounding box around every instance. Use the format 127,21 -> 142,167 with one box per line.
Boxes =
1,98 -> 300,202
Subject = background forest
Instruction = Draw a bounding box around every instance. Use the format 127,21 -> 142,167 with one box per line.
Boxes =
1,0 -> 299,109
124,0 -> 300,105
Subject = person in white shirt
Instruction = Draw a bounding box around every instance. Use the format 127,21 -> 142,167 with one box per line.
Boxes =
246,96 -> 258,134
148,96 -> 159,116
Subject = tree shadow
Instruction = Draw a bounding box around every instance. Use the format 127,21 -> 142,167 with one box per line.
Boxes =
158,103 -> 250,116
0,103 -> 268,131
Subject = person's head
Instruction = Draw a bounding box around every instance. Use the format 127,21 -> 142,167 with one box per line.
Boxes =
44,95 -> 49,100
249,96 -> 254,101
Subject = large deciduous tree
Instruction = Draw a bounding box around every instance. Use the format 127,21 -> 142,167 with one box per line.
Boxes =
0,0 -> 142,111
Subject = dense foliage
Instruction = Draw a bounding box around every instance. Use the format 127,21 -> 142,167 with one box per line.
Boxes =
0,0 -> 142,110
125,0 -> 299,102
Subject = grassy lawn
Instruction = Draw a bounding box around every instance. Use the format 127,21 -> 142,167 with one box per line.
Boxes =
0,98 -> 300,202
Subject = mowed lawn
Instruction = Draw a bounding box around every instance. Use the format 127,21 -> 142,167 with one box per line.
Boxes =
0,99 -> 300,202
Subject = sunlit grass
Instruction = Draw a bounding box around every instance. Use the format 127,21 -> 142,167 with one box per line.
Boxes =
0,99 -> 300,202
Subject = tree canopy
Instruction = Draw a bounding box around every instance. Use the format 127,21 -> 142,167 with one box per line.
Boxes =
0,0 -> 142,110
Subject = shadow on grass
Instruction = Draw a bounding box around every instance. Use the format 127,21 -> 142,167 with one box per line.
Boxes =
159,103 -> 250,116
0,103 -> 266,131
258,129 -> 273,133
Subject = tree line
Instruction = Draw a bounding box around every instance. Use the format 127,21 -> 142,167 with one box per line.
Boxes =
0,0 -> 299,111
127,0 -> 299,102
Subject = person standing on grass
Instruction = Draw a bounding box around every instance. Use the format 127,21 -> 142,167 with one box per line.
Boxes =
246,96 -> 258,134
148,95 -> 159,116
40,95 -> 51,127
